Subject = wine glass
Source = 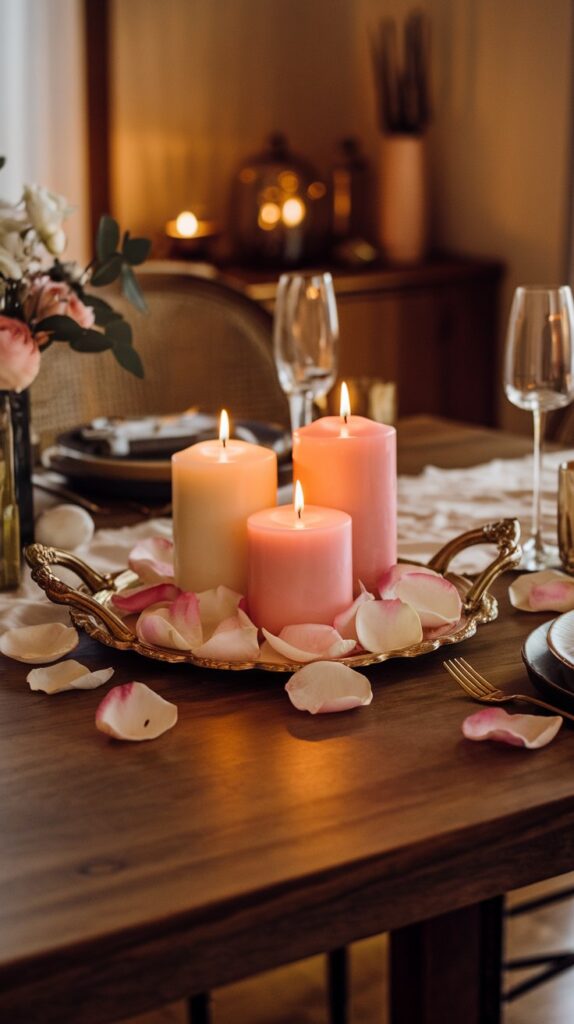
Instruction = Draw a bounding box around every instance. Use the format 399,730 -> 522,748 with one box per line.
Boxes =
273,271 -> 339,432
504,285 -> 574,570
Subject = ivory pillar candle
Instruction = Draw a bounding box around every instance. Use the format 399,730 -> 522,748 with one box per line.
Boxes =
247,485 -> 353,634
172,413 -> 277,593
292,403 -> 396,592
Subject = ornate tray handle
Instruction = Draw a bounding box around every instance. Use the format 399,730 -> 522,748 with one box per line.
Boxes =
427,518 -> 522,614
25,543 -> 134,643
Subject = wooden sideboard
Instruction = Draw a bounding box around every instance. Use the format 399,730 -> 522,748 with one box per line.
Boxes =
222,254 -> 504,426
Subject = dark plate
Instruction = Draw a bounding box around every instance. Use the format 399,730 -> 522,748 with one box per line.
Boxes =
522,619 -> 574,711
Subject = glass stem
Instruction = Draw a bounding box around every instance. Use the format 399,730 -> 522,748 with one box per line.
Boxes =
531,406 -> 546,557
288,392 -> 314,433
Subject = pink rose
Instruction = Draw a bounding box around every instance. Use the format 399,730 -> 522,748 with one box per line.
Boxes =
25,275 -> 95,330
0,316 -> 41,392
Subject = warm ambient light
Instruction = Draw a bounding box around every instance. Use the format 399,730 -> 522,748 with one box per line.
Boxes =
294,479 -> 304,520
340,381 -> 351,421
219,409 -> 230,447
282,197 -> 306,227
258,202 -> 281,230
175,211 -> 199,238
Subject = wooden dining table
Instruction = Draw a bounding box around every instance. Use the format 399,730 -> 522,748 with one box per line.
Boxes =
2,415 -> 574,1024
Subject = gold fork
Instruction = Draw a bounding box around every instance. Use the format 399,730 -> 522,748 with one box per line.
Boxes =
444,656 -> 574,723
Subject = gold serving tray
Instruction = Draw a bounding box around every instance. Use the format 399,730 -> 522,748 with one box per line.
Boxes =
25,519 -> 521,673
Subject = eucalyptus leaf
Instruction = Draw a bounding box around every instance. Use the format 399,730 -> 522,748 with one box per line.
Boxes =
105,318 -> 133,347
121,264 -> 148,313
70,330 -> 113,353
97,215 -> 120,262
83,294 -> 122,326
91,253 -> 123,287
123,236 -> 151,266
35,314 -> 82,341
113,342 -> 144,378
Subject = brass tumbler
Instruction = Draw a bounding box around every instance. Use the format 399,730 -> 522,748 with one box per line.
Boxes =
558,460 -> 574,573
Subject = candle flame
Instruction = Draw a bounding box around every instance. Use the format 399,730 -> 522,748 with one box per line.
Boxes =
175,210 -> 199,238
294,480 -> 304,520
219,409 -> 229,448
340,381 -> 351,422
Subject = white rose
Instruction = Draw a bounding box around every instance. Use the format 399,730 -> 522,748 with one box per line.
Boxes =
23,184 -> 72,250
0,231 -> 27,279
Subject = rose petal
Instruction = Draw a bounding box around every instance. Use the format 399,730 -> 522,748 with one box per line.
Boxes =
462,708 -> 562,749
285,661 -> 373,714
192,609 -> 260,662
355,599 -> 423,654
112,582 -> 181,615
333,582 -> 375,641
378,562 -> 438,596
169,592 -> 203,647
27,660 -> 114,694
509,569 -> 574,612
96,682 -> 177,741
128,537 -> 174,583
197,585 -> 244,638
0,622 -> 79,663
262,624 -> 356,664
136,605 -> 191,650
393,573 -> 462,628
35,504 -> 95,551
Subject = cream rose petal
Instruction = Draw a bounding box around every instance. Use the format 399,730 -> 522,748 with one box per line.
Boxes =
462,708 -> 563,749
128,537 -> 174,583
262,624 -> 356,664
0,622 -> 79,663
333,582 -> 375,641
112,582 -> 181,615
394,573 -> 462,628
355,599 -> 423,654
95,682 -> 177,741
285,661 -> 373,714
197,585 -> 244,638
509,569 -> 574,612
136,605 -> 191,650
378,562 -> 438,597
192,609 -> 260,662
27,660 -> 114,694
35,504 -> 95,551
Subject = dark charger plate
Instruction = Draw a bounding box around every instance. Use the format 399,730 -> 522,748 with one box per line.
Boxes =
522,619 -> 574,712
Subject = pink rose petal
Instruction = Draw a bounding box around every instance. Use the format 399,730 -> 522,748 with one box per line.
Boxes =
192,609 -> 260,662
333,582 -> 375,641
509,569 -> 574,612
169,592 -> 203,648
136,605 -> 192,650
355,599 -> 423,654
285,661 -> 373,714
378,562 -> 438,596
96,682 -> 177,741
112,582 -> 181,614
262,624 -> 356,664
462,707 -> 562,749
128,537 -> 174,583
393,573 -> 462,628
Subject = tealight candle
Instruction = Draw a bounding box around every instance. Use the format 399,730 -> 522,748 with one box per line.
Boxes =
172,410 -> 277,593
247,482 -> 353,634
292,383 -> 396,592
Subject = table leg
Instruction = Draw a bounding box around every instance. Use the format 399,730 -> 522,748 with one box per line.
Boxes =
389,897 -> 503,1024
327,947 -> 349,1024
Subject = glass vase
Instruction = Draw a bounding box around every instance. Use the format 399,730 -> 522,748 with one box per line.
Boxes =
0,391 -> 21,589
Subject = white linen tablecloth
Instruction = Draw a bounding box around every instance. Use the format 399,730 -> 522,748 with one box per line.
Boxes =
1,449 -> 572,631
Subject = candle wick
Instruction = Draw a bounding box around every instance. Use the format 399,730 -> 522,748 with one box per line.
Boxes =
297,507 -> 302,520
343,413 -> 348,424
222,437 -> 226,449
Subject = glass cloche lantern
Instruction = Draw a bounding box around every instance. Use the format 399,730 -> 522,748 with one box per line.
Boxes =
229,133 -> 329,267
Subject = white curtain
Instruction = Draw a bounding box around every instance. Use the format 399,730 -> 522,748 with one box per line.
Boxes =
0,0 -> 89,259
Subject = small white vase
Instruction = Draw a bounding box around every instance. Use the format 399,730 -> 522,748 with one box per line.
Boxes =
377,134 -> 429,265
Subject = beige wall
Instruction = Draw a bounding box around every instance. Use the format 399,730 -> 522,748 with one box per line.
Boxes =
111,0 -> 573,430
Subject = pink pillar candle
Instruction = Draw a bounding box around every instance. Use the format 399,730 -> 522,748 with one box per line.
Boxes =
293,415 -> 396,592
247,503 -> 353,635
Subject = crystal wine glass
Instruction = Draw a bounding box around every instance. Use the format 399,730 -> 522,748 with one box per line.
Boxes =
504,285 -> 574,570
273,271 -> 339,432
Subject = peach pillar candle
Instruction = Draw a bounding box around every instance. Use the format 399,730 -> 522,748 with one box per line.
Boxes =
247,483 -> 353,634
292,387 -> 396,592
172,411 -> 277,593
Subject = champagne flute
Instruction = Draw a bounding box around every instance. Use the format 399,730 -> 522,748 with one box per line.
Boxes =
504,285 -> 574,570
273,271 -> 339,432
